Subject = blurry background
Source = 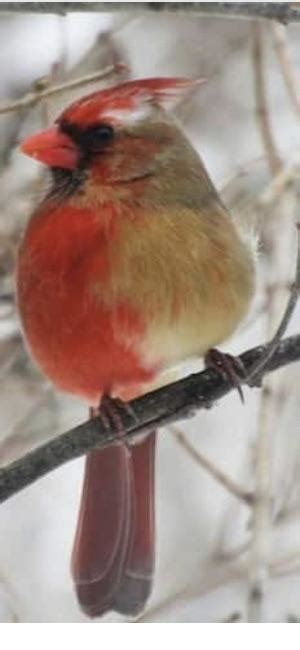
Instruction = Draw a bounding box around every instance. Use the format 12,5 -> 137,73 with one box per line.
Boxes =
0,5 -> 300,623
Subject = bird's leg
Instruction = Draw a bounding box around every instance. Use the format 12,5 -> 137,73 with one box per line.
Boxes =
204,348 -> 247,403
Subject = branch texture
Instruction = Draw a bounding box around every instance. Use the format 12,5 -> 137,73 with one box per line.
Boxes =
0,3 -> 300,24
0,334 -> 300,505
0,64 -> 119,116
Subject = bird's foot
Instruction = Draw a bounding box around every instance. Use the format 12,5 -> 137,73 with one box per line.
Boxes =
90,395 -> 138,448
204,348 -> 246,404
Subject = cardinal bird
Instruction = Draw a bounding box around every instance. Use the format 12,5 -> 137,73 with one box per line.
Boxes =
17,78 -> 254,618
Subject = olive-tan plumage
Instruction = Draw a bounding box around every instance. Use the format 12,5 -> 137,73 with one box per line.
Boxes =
17,78 -> 254,618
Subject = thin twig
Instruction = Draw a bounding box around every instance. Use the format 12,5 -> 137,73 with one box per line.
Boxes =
270,551 -> 300,577
0,568 -> 21,623
247,182 -> 297,616
0,334 -> 299,505
252,21 -> 282,175
171,426 -> 254,505
272,23 -> 300,120
141,541 -> 300,624
247,23 -> 289,623
0,64 -> 122,116
247,383 -> 273,623
258,160 -> 300,207
0,3 -> 300,24
247,223 -> 300,385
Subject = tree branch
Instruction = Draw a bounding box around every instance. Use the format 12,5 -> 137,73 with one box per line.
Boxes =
272,23 -> 300,121
246,221 -> 300,385
252,21 -> 282,175
0,64 -> 121,116
171,426 -> 254,505
0,334 -> 300,505
0,3 -> 300,24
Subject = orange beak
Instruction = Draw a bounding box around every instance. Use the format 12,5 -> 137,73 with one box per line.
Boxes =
21,127 -> 79,170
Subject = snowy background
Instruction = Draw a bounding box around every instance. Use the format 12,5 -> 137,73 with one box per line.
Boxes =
0,7 -> 300,623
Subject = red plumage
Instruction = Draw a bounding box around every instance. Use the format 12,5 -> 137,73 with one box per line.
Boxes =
17,201 -> 155,404
17,77 -> 254,618
72,433 -> 156,617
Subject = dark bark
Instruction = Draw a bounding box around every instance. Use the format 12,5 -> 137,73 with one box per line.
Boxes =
0,3 -> 299,24
0,333 -> 299,504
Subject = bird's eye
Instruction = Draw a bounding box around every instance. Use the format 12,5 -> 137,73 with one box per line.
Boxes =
59,120 -> 115,158
82,124 -> 114,151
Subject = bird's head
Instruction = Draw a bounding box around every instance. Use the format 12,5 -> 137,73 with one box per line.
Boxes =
21,77 -> 203,194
